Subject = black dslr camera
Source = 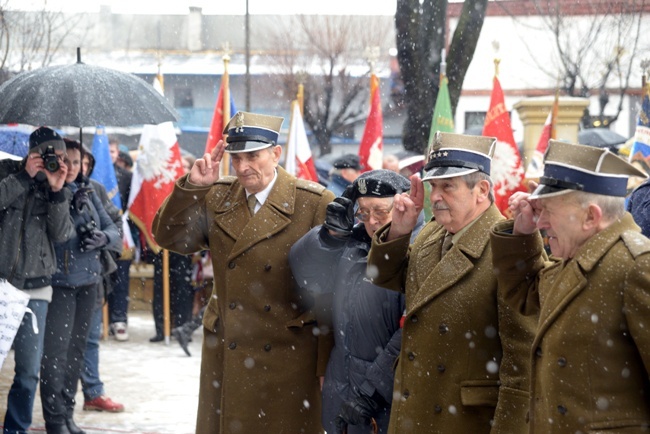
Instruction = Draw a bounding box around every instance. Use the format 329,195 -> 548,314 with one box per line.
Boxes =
41,145 -> 60,172
77,219 -> 97,248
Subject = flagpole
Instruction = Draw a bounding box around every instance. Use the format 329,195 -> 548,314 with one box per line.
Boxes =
222,52 -> 231,177
297,84 -> 304,116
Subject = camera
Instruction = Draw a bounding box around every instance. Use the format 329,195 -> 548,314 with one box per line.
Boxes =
77,219 -> 97,248
41,145 -> 60,172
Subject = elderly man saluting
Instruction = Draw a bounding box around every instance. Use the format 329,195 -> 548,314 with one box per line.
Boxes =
367,131 -> 505,433
152,111 -> 334,434
491,140 -> 650,433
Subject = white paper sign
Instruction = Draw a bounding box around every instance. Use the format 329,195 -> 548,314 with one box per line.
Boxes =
0,279 -> 30,369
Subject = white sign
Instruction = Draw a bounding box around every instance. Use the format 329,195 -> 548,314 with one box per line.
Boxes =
0,280 -> 30,369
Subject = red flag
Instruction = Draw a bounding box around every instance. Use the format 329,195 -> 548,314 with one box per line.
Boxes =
525,92 -> 559,179
482,76 -> 526,214
358,73 -> 383,172
205,81 -> 226,155
129,77 -> 185,253
285,100 -> 318,182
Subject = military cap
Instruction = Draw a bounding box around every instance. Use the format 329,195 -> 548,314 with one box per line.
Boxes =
422,131 -> 496,181
333,154 -> 362,170
223,111 -> 284,153
345,169 -> 410,202
530,140 -> 647,198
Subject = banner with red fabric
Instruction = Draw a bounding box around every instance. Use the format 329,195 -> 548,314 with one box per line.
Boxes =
358,73 -> 383,172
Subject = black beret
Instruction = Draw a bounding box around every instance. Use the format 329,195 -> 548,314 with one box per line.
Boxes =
345,169 -> 411,202
333,154 -> 361,170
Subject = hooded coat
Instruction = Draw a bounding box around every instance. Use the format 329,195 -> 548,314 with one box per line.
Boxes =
367,204 -> 505,434
152,167 -> 334,434
491,213 -> 650,433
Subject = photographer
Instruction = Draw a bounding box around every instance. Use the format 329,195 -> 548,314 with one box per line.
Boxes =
39,139 -> 121,434
1,127 -> 75,434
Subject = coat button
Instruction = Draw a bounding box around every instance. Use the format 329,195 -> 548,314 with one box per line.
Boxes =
229,302 -> 236,310
264,343 -> 272,351
264,264 -> 272,271
407,352 -> 415,361
264,305 -> 271,312
228,261 -> 236,269
434,405 -> 442,414
525,410 -> 530,423
535,347 -> 542,357
228,342 -> 237,350
410,315 -> 418,323
402,389 -> 410,399
438,323 -> 449,334
557,357 -> 567,367
557,405 -> 567,415
437,364 -> 446,373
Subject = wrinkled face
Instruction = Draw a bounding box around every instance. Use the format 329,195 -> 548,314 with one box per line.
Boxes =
428,176 -> 488,233
230,146 -> 281,194
537,194 -> 591,260
356,196 -> 394,238
64,148 -> 81,183
109,143 -> 119,164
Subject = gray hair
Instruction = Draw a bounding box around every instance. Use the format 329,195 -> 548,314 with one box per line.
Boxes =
570,191 -> 626,222
463,171 -> 495,203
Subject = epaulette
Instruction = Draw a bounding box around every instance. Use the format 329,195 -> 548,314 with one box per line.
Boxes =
215,176 -> 237,185
296,178 -> 327,195
621,230 -> 650,258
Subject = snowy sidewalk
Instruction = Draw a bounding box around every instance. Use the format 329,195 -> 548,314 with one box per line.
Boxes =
0,310 -> 202,434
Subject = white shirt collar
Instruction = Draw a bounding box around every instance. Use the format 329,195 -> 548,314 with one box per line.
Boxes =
246,169 -> 278,214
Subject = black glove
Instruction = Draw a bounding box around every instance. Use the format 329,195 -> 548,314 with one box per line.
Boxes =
323,196 -> 355,237
73,187 -> 94,212
334,391 -> 385,434
81,229 -> 108,252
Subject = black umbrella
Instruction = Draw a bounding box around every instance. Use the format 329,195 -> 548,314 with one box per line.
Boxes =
578,128 -> 627,152
0,48 -> 178,128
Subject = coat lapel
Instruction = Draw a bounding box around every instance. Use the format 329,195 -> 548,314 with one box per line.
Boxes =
407,205 -> 503,315
212,168 -> 296,261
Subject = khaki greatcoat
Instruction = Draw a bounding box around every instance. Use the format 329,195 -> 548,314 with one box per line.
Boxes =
152,167 -> 334,434
491,213 -> 650,433
368,204 -> 504,433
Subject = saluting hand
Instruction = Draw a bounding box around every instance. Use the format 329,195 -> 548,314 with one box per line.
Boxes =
387,173 -> 424,241
510,181 -> 541,235
189,140 -> 226,186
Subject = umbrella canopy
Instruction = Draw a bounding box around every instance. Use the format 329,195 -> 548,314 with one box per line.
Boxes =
0,51 -> 178,128
578,128 -> 627,152
0,124 -> 33,158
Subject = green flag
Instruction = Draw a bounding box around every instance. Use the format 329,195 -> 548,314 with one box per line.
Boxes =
427,75 -> 454,154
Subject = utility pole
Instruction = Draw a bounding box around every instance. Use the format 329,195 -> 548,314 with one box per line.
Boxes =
245,0 -> 251,111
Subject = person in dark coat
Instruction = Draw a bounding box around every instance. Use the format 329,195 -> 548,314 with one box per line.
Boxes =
290,169 -> 423,434
1,127 -> 75,434
492,140 -> 650,433
327,154 -> 362,197
627,177 -> 650,237
39,139 -> 121,434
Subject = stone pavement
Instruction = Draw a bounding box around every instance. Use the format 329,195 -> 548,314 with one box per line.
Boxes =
0,310 -> 202,434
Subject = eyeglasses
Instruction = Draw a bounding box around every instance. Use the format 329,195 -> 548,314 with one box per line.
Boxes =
354,206 -> 393,222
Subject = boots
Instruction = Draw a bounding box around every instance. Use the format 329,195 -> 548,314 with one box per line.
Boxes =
172,314 -> 202,356
65,417 -> 86,434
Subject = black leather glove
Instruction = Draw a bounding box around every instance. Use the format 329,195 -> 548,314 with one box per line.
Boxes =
73,187 -> 93,212
323,196 -> 355,237
334,391 -> 385,434
81,229 -> 108,252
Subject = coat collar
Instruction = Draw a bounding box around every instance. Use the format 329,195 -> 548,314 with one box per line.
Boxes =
212,167 -> 297,260
408,204 -> 504,315
533,212 -> 641,345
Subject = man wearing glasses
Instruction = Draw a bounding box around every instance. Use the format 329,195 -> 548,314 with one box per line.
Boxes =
367,132 -> 506,433
290,169 -> 423,434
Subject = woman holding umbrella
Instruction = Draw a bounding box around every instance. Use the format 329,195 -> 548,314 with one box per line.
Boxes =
39,139 -> 121,434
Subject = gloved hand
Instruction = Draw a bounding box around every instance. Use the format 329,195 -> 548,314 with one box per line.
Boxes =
73,187 -> 94,212
334,391 -> 385,434
81,229 -> 108,252
323,197 -> 355,237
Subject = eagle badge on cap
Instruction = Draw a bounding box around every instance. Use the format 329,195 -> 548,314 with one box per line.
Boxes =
235,112 -> 245,133
357,178 -> 368,194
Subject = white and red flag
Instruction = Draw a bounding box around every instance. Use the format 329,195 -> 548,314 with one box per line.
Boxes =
285,100 -> 318,182
358,73 -> 383,172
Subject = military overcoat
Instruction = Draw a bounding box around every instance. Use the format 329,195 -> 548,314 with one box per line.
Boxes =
491,213 -> 650,433
367,204 -> 505,433
152,167 -> 334,434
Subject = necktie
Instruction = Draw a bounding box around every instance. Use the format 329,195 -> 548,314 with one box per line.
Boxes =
247,194 -> 257,216
441,231 -> 453,257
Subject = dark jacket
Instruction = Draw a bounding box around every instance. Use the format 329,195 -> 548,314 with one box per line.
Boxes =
0,158 -> 75,289
50,181 -> 121,289
289,216 -> 423,434
627,178 -> 650,237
